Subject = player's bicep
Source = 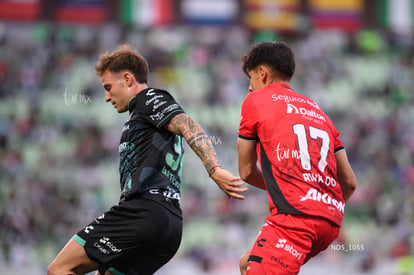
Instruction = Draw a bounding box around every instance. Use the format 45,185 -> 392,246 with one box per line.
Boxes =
335,149 -> 357,201
335,150 -> 355,184
165,113 -> 188,136
165,113 -> 205,143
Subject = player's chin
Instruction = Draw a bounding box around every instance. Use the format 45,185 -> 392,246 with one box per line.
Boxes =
117,106 -> 128,113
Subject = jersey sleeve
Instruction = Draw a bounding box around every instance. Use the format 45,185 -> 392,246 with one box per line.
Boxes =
137,89 -> 185,129
333,128 -> 344,153
238,93 -> 259,140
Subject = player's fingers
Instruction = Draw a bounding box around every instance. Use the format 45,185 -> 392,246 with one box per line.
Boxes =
229,181 -> 248,191
223,183 -> 247,193
228,192 -> 245,200
233,186 -> 248,193
230,180 -> 247,187
226,186 -> 247,199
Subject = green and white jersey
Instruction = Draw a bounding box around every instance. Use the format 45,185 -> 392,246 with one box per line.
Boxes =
119,88 -> 185,202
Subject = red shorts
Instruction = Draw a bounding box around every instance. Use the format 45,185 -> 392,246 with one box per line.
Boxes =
246,214 -> 340,275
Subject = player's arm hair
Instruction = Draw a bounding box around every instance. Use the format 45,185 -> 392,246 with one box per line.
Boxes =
165,113 -> 220,176
335,149 -> 357,202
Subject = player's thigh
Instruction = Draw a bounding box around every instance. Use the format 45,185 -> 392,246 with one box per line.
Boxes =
246,259 -> 267,275
48,238 -> 99,274
130,208 -> 183,274
92,199 -> 183,274
246,251 -> 298,275
304,217 -> 340,263
247,223 -> 309,275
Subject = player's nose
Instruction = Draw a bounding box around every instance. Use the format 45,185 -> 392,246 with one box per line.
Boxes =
105,91 -> 111,102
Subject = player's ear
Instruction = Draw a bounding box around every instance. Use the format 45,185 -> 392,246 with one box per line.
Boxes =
123,72 -> 133,87
259,65 -> 267,84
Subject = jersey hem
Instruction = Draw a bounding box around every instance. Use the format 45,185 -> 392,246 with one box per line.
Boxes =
108,267 -> 126,275
156,109 -> 185,128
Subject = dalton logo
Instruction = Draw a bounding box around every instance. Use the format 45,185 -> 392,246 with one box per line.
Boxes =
286,103 -> 326,122
286,103 -> 299,114
275,238 -> 303,259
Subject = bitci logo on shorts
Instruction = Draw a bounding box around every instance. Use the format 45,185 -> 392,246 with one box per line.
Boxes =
276,238 -> 303,259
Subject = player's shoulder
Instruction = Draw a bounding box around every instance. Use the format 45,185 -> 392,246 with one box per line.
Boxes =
244,88 -> 267,101
140,87 -> 174,98
137,88 -> 178,108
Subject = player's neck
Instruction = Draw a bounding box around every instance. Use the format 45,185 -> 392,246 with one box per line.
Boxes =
134,83 -> 149,95
267,78 -> 290,86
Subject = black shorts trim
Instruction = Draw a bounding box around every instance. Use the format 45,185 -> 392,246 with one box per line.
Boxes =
248,255 -> 263,263
140,191 -> 181,217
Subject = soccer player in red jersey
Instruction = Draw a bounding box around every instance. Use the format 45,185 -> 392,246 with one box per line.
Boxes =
237,41 -> 357,274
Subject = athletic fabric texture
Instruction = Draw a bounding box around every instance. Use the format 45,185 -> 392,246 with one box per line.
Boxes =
74,192 -> 182,275
247,214 -> 340,275
120,88 -> 185,202
238,82 -> 345,226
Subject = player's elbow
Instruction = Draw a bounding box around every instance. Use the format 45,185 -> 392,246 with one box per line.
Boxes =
239,166 -> 253,182
347,176 -> 357,193
344,170 -> 357,191
340,174 -> 357,202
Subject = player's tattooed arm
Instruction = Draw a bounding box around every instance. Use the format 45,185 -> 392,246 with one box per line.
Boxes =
166,113 -> 247,199
166,113 -> 219,174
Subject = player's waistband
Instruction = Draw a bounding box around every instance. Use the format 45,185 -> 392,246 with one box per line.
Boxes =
142,188 -> 181,208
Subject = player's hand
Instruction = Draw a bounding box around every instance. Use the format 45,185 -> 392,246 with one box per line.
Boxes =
210,167 -> 248,200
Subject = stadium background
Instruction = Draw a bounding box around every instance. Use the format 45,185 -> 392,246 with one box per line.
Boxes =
0,0 -> 413,274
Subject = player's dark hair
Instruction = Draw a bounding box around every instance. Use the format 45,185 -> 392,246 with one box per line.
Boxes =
95,44 -> 149,84
242,41 -> 295,80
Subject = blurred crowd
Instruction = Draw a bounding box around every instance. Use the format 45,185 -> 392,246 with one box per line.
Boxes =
0,22 -> 414,274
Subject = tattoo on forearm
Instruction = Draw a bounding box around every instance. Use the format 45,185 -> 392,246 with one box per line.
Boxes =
188,131 -> 218,169
169,114 -> 219,172
187,133 -> 208,147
